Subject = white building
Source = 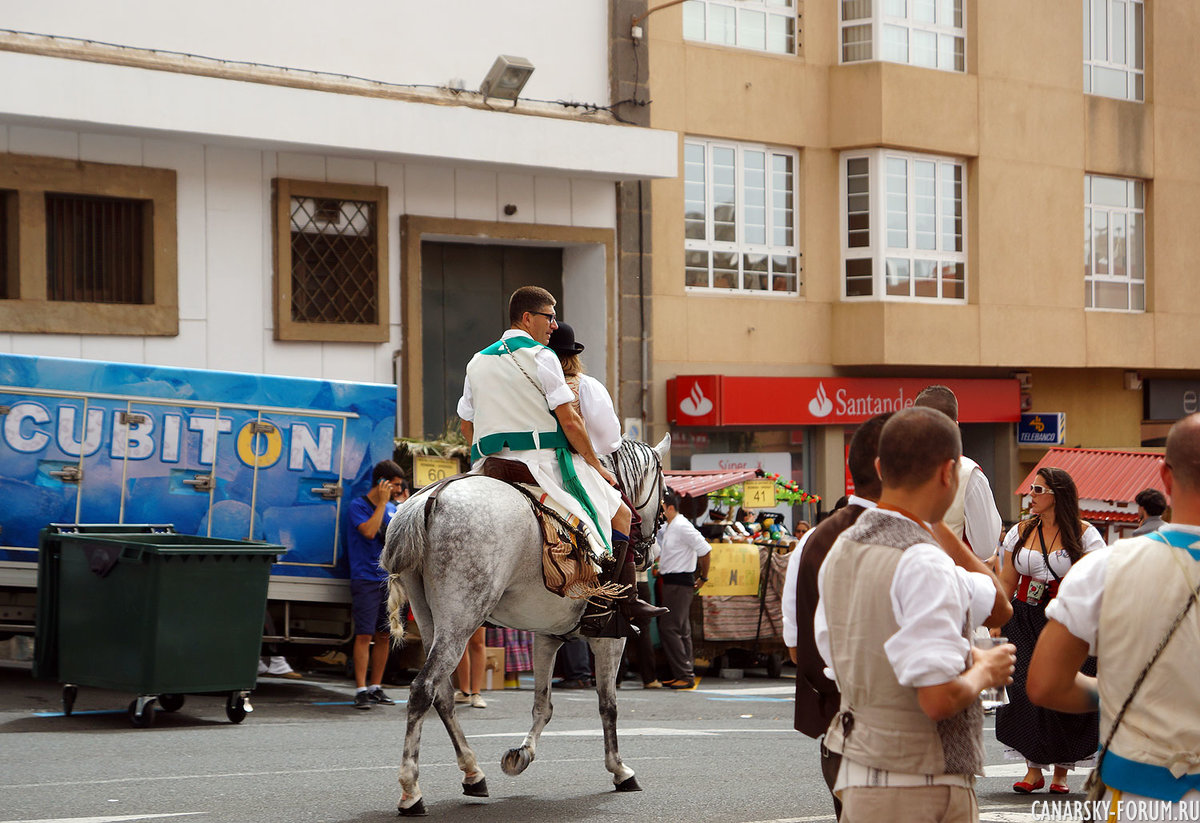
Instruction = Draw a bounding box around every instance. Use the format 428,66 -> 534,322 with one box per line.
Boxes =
0,1 -> 675,436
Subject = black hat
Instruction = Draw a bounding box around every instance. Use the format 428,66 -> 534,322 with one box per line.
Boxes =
548,323 -> 585,356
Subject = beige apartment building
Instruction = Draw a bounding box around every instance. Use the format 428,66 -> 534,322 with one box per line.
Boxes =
628,0 -> 1198,521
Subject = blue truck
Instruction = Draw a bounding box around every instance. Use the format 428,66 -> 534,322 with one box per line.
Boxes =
0,353 -> 397,650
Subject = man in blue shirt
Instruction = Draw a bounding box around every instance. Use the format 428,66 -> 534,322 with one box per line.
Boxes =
346,459 -> 407,709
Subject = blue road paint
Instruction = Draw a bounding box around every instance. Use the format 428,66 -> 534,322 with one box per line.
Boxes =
35,709 -> 127,717
704,696 -> 792,703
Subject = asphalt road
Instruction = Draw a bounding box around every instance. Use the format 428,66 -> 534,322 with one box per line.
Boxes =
0,661 -> 1087,823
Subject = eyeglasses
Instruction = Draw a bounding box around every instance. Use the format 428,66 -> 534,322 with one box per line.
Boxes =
1029,484 -> 1055,495
530,311 -> 557,322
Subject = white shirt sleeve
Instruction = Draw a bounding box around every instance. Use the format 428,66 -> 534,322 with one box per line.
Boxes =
530,346 -> 577,410
962,469 -> 1003,561
781,528 -> 815,648
577,375 -> 623,456
886,543 -> 991,688
1081,524 -> 1105,554
456,374 -> 474,421
1045,547 -> 1108,655
814,555 -> 835,682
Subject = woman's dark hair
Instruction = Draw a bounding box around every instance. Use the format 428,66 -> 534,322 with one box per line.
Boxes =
1019,466 -> 1085,563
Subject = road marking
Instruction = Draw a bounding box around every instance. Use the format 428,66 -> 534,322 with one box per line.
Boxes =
701,686 -> 796,696
1,814 -> 204,823
470,726 -> 798,739
704,696 -> 791,703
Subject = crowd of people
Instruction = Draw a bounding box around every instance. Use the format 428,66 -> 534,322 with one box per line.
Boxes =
296,285 -> 1198,821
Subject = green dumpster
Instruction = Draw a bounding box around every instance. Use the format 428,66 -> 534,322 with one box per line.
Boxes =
35,525 -> 282,727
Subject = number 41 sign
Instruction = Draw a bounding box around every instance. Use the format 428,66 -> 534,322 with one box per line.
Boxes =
413,455 -> 460,489
742,478 -> 777,508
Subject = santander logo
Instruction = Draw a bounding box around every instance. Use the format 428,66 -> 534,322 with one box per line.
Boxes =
808,382 -> 833,418
679,381 -> 714,417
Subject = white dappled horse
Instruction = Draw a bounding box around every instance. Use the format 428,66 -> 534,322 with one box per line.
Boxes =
381,434 -> 671,816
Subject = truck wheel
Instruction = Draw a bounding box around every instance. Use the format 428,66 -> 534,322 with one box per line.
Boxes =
62,685 -> 78,716
158,693 -> 185,712
225,694 -> 248,724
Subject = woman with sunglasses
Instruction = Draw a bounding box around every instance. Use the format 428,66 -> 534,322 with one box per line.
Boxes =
995,467 -> 1104,795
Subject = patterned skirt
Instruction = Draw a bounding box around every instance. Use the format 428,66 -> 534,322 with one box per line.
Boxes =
485,627 -> 534,673
995,598 -> 1099,767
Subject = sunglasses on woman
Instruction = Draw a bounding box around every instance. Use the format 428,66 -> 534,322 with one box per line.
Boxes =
1029,484 -> 1054,495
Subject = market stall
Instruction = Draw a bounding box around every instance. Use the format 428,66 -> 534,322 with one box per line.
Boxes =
662,469 -> 820,677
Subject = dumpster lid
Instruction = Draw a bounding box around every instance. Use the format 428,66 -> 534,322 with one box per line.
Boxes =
55,532 -> 285,556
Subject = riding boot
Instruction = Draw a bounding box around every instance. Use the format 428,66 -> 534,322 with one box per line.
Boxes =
615,547 -> 669,621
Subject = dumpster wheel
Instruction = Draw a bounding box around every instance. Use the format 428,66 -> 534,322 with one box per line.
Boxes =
62,685 -> 78,716
225,693 -> 248,724
158,693 -> 185,713
128,697 -> 156,728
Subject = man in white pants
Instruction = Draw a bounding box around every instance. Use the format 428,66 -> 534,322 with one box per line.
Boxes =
1028,414 -> 1200,820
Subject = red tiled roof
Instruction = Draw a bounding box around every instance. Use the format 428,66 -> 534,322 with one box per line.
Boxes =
1081,509 -> 1140,524
665,469 -> 759,498
1018,447 -> 1165,504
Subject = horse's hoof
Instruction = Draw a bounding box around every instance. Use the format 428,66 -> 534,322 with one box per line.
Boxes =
397,798 -> 427,816
500,747 -> 533,776
614,775 -> 642,792
462,777 -> 489,797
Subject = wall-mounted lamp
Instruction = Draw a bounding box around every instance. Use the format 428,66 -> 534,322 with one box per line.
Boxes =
480,55 -> 535,102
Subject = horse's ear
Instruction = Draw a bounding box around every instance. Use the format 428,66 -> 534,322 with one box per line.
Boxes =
653,432 -> 671,460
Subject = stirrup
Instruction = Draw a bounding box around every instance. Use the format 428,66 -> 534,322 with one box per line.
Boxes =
580,607 -> 618,638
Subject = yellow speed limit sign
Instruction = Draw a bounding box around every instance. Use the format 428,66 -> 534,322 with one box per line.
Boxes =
412,455 -> 459,489
742,478 -> 777,508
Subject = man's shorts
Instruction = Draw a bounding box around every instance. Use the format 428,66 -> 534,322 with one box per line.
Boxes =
350,578 -> 391,637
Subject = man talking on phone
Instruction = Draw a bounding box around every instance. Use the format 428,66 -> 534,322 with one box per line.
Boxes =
346,459 -> 407,709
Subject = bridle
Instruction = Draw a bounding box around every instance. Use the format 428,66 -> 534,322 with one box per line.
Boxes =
621,441 -> 665,564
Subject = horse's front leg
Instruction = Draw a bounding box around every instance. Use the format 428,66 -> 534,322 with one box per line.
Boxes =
501,633 -> 563,776
588,635 -> 639,791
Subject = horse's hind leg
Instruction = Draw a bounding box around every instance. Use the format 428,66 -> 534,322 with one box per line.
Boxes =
501,633 -> 563,776
588,635 -> 639,791
397,629 -> 479,815
430,645 -> 488,798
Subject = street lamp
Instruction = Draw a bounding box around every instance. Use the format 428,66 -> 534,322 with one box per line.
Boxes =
480,55 -> 535,103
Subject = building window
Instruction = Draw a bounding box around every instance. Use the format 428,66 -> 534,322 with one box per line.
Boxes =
840,149 -> 966,302
0,153 -> 177,335
1085,174 -> 1144,312
684,139 -> 800,295
840,0 -> 965,72
45,193 -> 149,304
272,179 -> 389,342
1084,0 -> 1144,102
683,0 -> 797,55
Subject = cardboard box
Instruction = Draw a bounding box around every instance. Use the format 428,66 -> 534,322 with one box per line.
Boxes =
484,646 -> 505,691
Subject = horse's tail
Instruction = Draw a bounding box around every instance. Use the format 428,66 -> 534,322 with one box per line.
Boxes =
380,495 -> 429,643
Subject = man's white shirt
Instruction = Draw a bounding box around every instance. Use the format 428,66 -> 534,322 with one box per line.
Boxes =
656,514 -> 712,575
962,462 -> 1003,560
781,495 -> 876,648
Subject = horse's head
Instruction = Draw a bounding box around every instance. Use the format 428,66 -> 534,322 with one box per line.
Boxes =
604,433 -> 670,568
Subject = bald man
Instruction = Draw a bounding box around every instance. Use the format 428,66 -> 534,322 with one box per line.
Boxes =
1028,414 -> 1200,819
816,407 -> 1014,822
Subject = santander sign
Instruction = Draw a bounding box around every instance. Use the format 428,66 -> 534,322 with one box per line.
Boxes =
668,375 -> 1020,426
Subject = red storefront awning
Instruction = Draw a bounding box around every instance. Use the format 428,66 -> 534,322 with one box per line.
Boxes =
664,469 -> 758,498
667,375 -> 1020,427
1017,447 -> 1166,504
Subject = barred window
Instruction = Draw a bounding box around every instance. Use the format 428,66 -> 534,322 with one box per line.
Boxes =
0,153 -> 177,335
273,179 -> 389,342
45,193 -> 149,304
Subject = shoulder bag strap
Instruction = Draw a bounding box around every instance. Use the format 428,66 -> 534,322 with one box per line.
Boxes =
1036,520 -> 1064,584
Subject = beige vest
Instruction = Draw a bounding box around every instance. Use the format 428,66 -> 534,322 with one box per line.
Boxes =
822,509 -> 985,777
941,457 -> 979,543
1097,534 -> 1200,779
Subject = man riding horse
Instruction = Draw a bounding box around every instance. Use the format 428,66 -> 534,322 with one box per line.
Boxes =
456,285 -> 665,635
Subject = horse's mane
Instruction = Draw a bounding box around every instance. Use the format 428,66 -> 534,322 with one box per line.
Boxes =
604,437 -> 657,495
